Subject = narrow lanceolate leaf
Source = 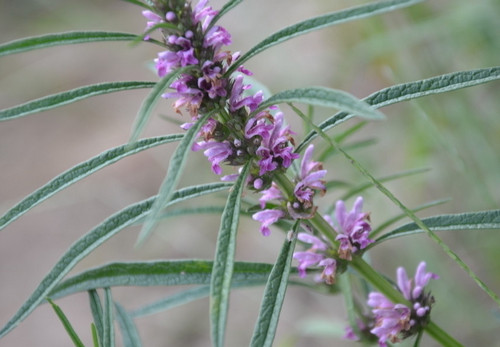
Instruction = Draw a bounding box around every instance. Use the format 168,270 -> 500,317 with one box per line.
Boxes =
210,163 -> 250,347
50,261 -> 277,299
137,112 -> 212,244
115,302 -> 142,347
250,232 -> 297,347
0,134 -> 183,231
297,67 -> 500,152
131,279 -> 269,318
376,210 -> 500,243
0,183 -> 230,339
0,32 -> 148,57
254,87 -> 384,120
46,298 -> 86,347
0,81 -> 156,122
119,0 -> 153,10
225,0 -> 423,76
129,66 -> 194,144
210,0 -> 244,30
88,290 -> 104,346
102,288 -> 115,347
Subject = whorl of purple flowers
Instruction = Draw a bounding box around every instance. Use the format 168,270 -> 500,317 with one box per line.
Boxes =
142,0 -> 300,188
366,262 -> 438,346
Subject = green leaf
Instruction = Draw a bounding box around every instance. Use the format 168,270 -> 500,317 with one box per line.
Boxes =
250,229 -> 297,347
369,198 -> 450,238
225,0 -> 423,76
0,134 -> 183,231
88,290 -> 104,346
297,66 -> 500,153
210,0 -> 244,30
119,0 -> 152,10
0,183 -> 230,339
253,87 -> 385,120
0,31 -> 154,57
131,280 -> 268,318
376,210 -> 500,243
137,111 -> 213,244
129,66 -> 195,143
46,298 -> 85,347
50,261 -> 278,299
0,81 -> 156,122
102,288 -> 115,347
115,302 -> 142,347
91,323 -> 100,347
337,273 -> 358,339
210,163 -> 250,347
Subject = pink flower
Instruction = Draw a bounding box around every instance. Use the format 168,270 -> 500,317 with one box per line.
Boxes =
252,209 -> 285,236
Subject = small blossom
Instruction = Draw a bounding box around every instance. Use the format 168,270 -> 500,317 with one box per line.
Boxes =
293,232 -> 337,284
192,140 -> 233,175
258,183 -> 283,208
252,209 -> 285,236
293,144 -> 327,210
333,196 -> 372,260
192,0 -> 218,31
367,262 -> 438,346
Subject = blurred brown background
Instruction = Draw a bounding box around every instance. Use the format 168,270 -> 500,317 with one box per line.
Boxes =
1,0 -> 499,346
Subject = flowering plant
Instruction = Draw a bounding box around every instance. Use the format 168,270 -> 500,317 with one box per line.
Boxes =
0,0 -> 499,346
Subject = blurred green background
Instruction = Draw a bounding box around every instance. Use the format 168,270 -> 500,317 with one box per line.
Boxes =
0,0 -> 499,346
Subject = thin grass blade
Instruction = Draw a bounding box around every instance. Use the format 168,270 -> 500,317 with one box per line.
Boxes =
225,0 -> 423,76
370,198 -> 450,238
210,163 -> 250,347
115,302 -> 142,347
0,134 -> 183,231
88,290 -> 104,346
46,298 -> 85,347
0,81 -> 155,122
297,67 -> 500,152
250,229 -> 297,347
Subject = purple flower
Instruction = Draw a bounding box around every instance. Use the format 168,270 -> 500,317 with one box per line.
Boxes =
142,10 -> 163,40
192,140 -> 232,175
258,183 -> 283,208
293,144 -> 327,206
293,232 -> 337,284
229,75 -> 263,112
204,25 -> 232,52
162,75 -> 203,117
192,0 -> 218,32
367,293 -> 412,347
367,262 -> 438,346
333,196 -> 372,260
198,61 -> 227,99
252,209 -> 285,236
256,112 -> 299,176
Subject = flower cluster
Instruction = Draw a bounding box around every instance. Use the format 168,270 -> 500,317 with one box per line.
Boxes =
292,196 -> 372,284
252,144 -> 325,236
325,196 -> 373,260
293,232 -> 337,284
365,262 -> 438,346
142,0 -> 299,189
